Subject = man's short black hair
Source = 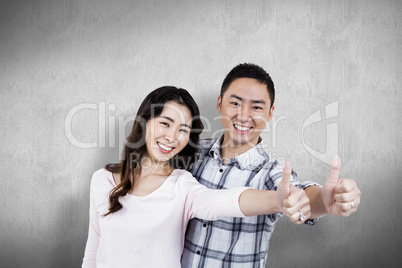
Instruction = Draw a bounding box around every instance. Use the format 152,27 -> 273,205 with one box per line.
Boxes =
220,63 -> 275,108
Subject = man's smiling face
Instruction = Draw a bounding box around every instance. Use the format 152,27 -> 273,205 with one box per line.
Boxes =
217,77 -> 274,148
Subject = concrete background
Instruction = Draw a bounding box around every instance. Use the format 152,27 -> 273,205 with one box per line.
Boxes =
1,0 -> 401,267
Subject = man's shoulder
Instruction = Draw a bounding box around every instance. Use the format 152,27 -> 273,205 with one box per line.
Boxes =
199,138 -> 216,147
246,141 -> 279,167
197,138 -> 217,152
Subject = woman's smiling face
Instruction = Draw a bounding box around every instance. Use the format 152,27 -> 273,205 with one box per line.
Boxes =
145,101 -> 192,163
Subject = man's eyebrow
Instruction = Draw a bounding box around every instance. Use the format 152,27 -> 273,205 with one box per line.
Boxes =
251,99 -> 266,104
229,94 -> 266,104
159,116 -> 192,129
229,94 -> 243,101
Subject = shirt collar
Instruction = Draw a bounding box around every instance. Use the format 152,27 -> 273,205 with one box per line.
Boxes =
208,135 -> 268,170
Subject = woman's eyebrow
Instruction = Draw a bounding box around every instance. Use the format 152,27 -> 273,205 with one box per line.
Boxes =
160,116 -> 192,129
181,124 -> 192,129
160,115 -> 174,123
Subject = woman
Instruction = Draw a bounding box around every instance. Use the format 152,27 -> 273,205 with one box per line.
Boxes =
82,86 -> 284,267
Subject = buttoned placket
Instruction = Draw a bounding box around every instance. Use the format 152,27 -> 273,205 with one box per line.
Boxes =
194,149 -> 218,262
197,149 -> 230,261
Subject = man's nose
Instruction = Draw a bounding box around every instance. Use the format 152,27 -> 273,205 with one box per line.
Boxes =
237,105 -> 251,122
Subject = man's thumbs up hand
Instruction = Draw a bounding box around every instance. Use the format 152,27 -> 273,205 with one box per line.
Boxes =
276,161 -> 311,224
322,156 -> 361,216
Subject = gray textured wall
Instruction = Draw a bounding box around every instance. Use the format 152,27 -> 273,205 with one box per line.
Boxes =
1,0 -> 401,267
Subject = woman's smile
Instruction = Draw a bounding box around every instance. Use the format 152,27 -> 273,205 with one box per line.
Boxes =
157,141 -> 175,153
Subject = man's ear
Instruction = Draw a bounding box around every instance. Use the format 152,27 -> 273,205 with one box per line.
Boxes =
268,104 -> 275,121
216,95 -> 222,113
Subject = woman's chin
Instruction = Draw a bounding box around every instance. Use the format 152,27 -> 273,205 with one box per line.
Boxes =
155,155 -> 173,163
158,157 -> 171,162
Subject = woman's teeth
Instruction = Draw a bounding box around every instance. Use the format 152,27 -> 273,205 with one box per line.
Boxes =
157,142 -> 173,151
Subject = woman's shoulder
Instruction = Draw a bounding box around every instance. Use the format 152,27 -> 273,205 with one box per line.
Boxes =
171,169 -> 193,179
91,168 -> 115,190
164,169 -> 196,187
170,169 -> 201,186
92,168 -> 112,179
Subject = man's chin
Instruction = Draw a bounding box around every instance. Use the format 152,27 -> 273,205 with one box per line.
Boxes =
227,136 -> 257,148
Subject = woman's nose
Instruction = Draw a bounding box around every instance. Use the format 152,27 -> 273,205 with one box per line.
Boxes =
164,130 -> 178,143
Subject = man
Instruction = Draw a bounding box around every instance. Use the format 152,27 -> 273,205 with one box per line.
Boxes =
181,63 -> 361,267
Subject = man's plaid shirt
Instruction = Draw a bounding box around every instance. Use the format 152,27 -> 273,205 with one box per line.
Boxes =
181,138 -> 319,268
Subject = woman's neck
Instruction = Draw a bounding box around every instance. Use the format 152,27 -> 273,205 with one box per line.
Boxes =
139,156 -> 173,177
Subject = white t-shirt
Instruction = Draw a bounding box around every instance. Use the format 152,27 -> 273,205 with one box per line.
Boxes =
82,168 -> 248,268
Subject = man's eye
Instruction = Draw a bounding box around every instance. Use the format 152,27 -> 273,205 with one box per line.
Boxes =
231,102 -> 239,106
253,106 -> 262,110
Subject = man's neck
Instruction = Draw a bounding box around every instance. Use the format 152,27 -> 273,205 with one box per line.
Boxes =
219,136 -> 259,164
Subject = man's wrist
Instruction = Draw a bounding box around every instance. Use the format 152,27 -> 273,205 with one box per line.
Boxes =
304,186 -> 329,218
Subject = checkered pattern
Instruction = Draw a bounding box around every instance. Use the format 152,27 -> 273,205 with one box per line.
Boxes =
181,138 -> 319,268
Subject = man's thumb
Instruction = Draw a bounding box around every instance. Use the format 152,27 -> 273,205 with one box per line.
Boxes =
327,155 -> 341,185
280,161 -> 292,196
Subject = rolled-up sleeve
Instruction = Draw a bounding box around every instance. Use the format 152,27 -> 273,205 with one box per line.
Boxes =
270,164 -> 322,226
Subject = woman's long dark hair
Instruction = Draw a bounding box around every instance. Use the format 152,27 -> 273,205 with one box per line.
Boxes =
104,86 -> 204,215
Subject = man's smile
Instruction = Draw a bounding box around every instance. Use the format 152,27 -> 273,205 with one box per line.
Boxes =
233,124 -> 252,133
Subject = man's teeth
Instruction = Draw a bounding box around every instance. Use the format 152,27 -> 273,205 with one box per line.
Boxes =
158,142 -> 173,151
234,124 -> 251,131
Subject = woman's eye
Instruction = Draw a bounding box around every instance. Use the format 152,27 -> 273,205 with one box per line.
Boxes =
179,129 -> 189,134
160,122 -> 169,127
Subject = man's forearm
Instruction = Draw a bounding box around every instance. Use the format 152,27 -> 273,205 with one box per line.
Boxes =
304,185 -> 328,219
239,189 -> 280,216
